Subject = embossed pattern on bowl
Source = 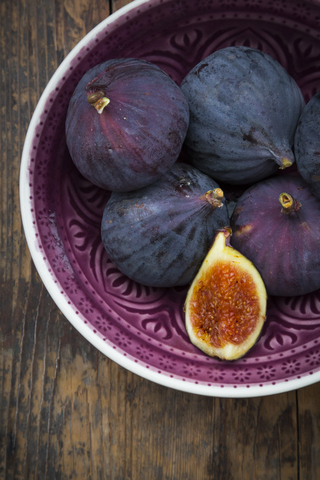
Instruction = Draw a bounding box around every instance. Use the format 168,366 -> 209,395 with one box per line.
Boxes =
20,0 -> 320,397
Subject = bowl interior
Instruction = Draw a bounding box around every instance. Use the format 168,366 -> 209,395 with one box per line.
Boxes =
21,0 -> 320,397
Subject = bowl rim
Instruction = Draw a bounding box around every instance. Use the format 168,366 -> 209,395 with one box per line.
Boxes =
19,0 -> 320,398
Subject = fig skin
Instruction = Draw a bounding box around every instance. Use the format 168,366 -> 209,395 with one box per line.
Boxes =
180,46 -> 305,185
185,228 -> 267,360
101,163 -> 229,288
294,91 -> 320,199
65,58 -> 190,192
230,174 -> 320,297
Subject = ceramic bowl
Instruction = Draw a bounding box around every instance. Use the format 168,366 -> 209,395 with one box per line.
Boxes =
20,0 -> 320,397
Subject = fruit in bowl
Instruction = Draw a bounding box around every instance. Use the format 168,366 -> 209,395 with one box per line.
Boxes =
101,162 -> 229,288
65,58 -> 190,192
180,46 -> 305,185
294,91 -> 320,199
20,0 -> 320,393
230,174 -> 320,297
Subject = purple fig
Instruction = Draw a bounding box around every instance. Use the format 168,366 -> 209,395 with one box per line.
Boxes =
66,58 -> 189,192
230,174 -> 320,296
101,163 -> 229,287
181,46 -> 305,185
294,91 -> 320,199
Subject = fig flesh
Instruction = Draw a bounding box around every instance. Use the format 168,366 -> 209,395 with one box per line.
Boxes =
180,46 -> 305,185
230,174 -> 320,296
185,228 -> 267,360
294,91 -> 320,199
101,163 -> 229,287
65,58 -> 189,192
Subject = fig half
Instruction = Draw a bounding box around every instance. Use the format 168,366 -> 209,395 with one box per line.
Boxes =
185,228 -> 267,360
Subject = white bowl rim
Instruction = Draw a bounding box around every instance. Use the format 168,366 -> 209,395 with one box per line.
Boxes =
19,0 -> 320,398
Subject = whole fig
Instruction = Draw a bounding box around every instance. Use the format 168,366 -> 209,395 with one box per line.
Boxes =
230,174 -> 320,296
101,163 -> 229,287
66,58 -> 189,192
181,46 -> 305,185
294,90 -> 320,199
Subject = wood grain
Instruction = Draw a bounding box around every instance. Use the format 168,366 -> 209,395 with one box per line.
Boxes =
111,0 -> 133,13
1,0 -> 320,478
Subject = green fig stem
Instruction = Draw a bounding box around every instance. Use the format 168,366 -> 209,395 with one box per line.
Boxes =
87,90 -> 110,114
279,157 -> 293,170
279,192 -> 301,214
204,188 -> 224,209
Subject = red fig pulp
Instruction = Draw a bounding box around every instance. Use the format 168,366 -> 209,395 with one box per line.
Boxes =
185,228 -> 267,360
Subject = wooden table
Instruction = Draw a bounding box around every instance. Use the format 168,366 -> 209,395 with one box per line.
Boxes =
1,0 -> 320,478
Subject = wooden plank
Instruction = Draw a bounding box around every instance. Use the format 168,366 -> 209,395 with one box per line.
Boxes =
112,0 -> 133,13
298,383 -> 320,480
126,385 -> 298,480
1,0 -> 320,478
0,0 -> 111,478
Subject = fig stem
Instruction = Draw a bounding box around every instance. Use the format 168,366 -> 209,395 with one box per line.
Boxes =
204,188 -> 224,209
87,90 -> 110,114
279,157 -> 293,170
279,192 -> 301,214
217,226 -> 233,245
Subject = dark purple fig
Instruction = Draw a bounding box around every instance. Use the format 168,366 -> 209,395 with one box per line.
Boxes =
294,91 -> 320,199
65,58 -> 189,192
230,174 -> 320,296
101,163 -> 229,287
180,46 -> 305,185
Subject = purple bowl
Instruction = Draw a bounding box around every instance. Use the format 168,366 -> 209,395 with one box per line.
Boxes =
20,0 -> 320,397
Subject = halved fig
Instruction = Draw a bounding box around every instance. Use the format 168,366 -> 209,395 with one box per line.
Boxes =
185,228 -> 267,360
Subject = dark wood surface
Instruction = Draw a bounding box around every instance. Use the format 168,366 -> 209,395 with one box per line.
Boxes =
1,0 -> 320,478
